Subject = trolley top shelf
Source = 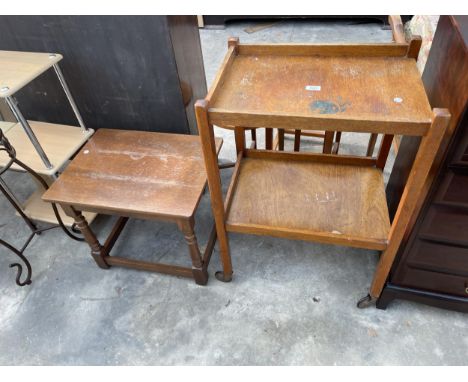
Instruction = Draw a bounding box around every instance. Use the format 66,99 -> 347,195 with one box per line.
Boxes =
0,50 -> 63,98
207,43 -> 433,136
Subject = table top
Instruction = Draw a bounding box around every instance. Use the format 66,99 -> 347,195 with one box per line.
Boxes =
43,129 -> 222,219
208,45 -> 433,136
0,50 -> 62,98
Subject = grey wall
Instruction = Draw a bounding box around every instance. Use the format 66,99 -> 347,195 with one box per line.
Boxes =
0,16 -> 192,134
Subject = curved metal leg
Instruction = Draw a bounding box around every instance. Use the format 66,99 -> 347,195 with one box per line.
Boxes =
13,158 -> 84,242
0,129 -> 85,286
0,176 -> 37,232
0,238 -> 32,286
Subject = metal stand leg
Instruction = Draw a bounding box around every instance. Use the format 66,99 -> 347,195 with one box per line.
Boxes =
53,63 -> 88,132
1,127 -> 84,286
0,177 -> 22,207
5,96 -> 53,169
0,237 -> 33,286
0,176 -> 37,233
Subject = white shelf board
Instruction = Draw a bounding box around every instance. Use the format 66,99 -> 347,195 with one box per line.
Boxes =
0,50 -> 62,98
20,188 -> 98,227
0,120 -> 94,175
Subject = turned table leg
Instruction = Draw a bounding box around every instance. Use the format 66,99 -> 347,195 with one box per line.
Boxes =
178,217 -> 208,285
61,204 -> 109,269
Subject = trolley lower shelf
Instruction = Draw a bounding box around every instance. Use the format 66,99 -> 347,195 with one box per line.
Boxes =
226,155 -> 391,250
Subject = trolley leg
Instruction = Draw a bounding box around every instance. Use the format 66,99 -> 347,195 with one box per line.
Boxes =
368,109 -> 450,303
195,100 -> 233,283
357,294 -> 377,309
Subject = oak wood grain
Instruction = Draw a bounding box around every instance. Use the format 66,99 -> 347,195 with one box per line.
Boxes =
209,54 -> 432,135
237,43 -> 408,57
195,100 -> 233,279
196,38 -> 441,291
370,109 -> 451,298
407,36 -> 423,60
226,157 -> 390,250
42,128 -> 222,219
205,46 -> 237,104
208,109 -> 430,136
244,148 -> 377,166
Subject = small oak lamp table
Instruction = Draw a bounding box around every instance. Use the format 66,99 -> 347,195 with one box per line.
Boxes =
195,38 -> 451,307
42,128 -> 222,285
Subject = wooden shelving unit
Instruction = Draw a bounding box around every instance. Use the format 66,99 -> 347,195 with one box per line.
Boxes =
0,50 -> 96,226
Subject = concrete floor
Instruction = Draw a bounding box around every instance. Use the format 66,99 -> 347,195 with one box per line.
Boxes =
1,19 -> 467,366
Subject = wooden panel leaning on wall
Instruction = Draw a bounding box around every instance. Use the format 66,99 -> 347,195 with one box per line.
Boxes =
0,16 -> 206,134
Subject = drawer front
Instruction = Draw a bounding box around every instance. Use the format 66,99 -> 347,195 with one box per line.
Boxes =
435,172 -> 468,207
455,130 -> 468,163
462,146 -> 468,163
419,207 -> 468,246
450,115 -> 468,169
395,267 -> 468,298
404,239 -> 468,276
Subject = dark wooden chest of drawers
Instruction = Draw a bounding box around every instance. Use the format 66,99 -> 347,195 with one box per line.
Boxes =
379,16 -> 468,312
